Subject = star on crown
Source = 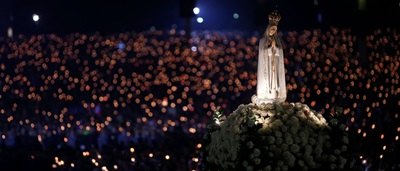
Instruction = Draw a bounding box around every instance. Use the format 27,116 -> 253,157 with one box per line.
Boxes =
268,10 -> 281,26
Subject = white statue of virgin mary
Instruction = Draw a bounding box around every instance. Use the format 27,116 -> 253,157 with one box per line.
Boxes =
252,11 -> 287,104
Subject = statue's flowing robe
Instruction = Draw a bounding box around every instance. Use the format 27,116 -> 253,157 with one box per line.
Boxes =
256,36 -> 286,104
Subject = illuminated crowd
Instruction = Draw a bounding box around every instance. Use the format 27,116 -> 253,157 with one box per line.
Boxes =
0,27 -> 399,170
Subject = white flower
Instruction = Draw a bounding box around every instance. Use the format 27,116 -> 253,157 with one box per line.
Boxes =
309,137 -> 316,145
281,143 -> 289,151
253,148 -> 261,157
266,136 -> 276,144
274,130 -> 283,137
281,125 -> 288,132
247,141 -> 254,149
290,144 -> 300,153
289,126 -> 299,134
304,154 -> 315,167
341,145 -> 347,152
305,145 -> 313,154
254,158 -> 261,165
329,155 -> 337,162
295,103 -> 302,109
284,135 -> 293,144
282,113 -> 290,120
282,151 -> 295,167
314,146 -> 323,157
276,137 -> 283,145
264,165 -> 272,171
246,166 -> 254,171
339,156 -> 347,168
330,164 -> 337,170
342,136 -> 349,144
298,160 -> 305,167
277,160 -> 284,166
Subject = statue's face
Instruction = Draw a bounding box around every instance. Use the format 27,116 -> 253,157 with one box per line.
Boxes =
268,26 -> 277,36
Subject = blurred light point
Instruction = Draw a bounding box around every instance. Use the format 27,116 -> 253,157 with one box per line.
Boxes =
118,42 -> 125,50
193,7 -> 200,15
7,27 -> 13,38
196,17 -> 203,23
191,46 -> 197,52
233,13 -> 239,19
165,155 -> 170,160
32,14 -> 40,22
317,13 -> 323,23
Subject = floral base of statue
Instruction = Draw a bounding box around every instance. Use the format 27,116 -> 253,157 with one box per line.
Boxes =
203,102 -> 351,171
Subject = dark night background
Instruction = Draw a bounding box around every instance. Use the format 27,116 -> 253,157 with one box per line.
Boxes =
1,0 -> 400,170
0,0 -> 399,34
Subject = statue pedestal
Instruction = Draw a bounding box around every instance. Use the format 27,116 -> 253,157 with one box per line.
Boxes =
204,102 -> 349,170
251,95 -> 285,105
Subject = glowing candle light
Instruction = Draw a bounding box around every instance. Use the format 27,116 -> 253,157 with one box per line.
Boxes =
189,128 -> 196,134
362,159 -> 367,165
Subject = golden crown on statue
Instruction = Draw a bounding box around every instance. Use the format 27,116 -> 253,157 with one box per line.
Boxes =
268,10 -> 281,26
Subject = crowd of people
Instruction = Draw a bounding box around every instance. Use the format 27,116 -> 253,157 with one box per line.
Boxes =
0,27 -> 399,170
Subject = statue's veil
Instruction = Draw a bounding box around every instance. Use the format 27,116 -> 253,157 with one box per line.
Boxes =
262,25 -> 283,49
